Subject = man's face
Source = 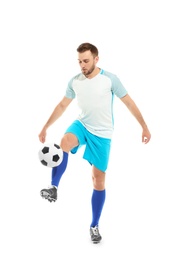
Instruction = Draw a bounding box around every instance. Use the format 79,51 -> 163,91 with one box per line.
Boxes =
78,50 -> 99,76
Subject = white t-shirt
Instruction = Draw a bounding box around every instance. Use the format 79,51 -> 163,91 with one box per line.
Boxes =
65,69 -> 128,138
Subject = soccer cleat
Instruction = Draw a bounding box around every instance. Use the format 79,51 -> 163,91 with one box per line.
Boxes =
40,186 -> 57,202
90,226 -> 102,243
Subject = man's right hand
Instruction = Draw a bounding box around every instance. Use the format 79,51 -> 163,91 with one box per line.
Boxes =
38,128 -> 47,143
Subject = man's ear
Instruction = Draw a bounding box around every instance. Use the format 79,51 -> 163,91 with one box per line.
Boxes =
95,56 -> 99,63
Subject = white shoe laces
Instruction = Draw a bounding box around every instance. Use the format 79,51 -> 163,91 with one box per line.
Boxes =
91,226 -> 99,236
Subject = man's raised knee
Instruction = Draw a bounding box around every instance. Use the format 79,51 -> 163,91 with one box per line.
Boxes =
60,133 -> 78,152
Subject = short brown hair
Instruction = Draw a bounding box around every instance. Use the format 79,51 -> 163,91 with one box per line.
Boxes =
77,43 -> 98,57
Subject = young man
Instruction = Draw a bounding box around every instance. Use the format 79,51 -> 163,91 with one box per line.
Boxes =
38,42 -> 151,243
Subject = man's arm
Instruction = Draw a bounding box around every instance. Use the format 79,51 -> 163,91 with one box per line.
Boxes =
38,96 -> 73,143
120,94 -> 151,144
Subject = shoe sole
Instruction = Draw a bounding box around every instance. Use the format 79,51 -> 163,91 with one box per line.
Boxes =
91,236 -> 102,244
40,191 -> 57,202
92,241 -> 101,244
91,238 -> 102,244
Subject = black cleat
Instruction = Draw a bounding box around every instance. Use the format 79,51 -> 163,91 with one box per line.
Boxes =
90,226 -> 102,244
40,186 -> 57,202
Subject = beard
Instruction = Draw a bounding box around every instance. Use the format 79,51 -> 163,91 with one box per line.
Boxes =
82,64 -> 95,76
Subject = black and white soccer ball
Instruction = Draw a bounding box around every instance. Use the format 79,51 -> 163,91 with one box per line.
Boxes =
38,143 -> 63,167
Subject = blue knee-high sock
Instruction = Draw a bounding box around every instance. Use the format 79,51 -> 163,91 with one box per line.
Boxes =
51,151 -> 68,187
90,189 -> 106,227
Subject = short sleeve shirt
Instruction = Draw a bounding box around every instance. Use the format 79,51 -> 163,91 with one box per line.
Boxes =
65,69 -> 128,138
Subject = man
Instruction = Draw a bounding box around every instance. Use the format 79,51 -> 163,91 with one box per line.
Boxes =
38,42 -> 151,243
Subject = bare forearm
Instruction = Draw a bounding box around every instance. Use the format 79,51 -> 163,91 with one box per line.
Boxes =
121,94 -> 148,130
38,97 -> 73,143
120,94 -> 151,143
43,103 -> 66,130
129,104 -> 148,129
42,96 -> 72,130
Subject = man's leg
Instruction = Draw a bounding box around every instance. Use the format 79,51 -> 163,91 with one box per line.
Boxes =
51,133 -> 79,186
90,166 -> 106,243
40,133 -> 78,202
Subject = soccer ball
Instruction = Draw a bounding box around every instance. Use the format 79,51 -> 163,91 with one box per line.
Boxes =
38,143 -> 63,167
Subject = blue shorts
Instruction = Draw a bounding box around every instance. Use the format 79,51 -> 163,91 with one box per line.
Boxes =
65,120 -> 111,172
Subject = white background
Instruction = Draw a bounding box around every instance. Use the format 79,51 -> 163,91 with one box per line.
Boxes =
0,0 -> 173,259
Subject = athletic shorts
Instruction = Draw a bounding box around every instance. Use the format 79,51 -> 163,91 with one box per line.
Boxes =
65,120 -> 111,172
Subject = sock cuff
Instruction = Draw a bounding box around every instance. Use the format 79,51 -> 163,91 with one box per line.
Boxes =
93,189 -> 105,193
